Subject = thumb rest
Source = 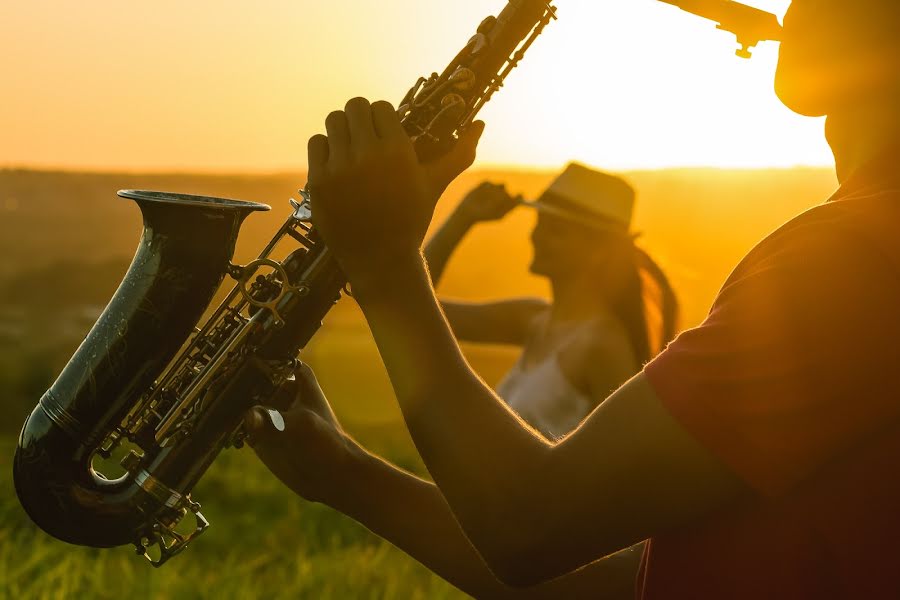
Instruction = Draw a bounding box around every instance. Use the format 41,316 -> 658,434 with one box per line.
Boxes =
13,0 -> 557,566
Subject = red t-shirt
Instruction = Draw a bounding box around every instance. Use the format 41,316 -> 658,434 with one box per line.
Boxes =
640,147 -> 900,599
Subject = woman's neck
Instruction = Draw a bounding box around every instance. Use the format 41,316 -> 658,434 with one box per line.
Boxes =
826,94 -> 900,183
548,276 -> 615,325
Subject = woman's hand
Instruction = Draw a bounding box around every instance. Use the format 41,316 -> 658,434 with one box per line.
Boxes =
307,97 -> 484,285
457,182 -> 520,224
244,363 -> 360,504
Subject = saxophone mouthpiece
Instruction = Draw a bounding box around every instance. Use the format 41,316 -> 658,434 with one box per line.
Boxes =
658,0 -> 783,58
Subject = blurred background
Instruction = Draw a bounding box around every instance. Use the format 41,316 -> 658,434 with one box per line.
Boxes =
1,0 -> 837,597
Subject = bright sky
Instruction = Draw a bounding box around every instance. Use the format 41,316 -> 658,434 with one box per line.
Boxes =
1,0 -> 832,172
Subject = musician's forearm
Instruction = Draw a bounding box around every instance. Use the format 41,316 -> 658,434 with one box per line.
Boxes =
351,254 -> 553,569
334,447 -> 642,600
334,448 -> 515,597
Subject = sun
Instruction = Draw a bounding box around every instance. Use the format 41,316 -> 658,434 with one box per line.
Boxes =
475,0 -> 830,170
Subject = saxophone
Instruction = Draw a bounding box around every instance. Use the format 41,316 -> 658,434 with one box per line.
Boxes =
13,0 -> 557,567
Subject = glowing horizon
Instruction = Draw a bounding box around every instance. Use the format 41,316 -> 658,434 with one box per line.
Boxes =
1,0 -> 833,173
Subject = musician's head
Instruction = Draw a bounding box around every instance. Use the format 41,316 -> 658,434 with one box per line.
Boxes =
775,0 -> 900,117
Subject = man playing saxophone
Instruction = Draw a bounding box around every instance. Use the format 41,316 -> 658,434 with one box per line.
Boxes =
248,1 -> 900,597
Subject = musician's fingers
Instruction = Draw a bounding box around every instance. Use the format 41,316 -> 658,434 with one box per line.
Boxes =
344,97 -> 377,148
245,403 -> 317,449
268,377 -> 301,412
244,408 -> 300,493
292,362 -> 332,416
371,101 -> 405,141
243,406 -> 282,447
243,407 -> 265,442
325,110 -> 351,163
307,134 -> 329,180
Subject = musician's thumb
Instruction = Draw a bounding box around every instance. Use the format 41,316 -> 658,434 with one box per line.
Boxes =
244,406 -> 285,446
427,120 -> 485,188
456,120 -> 485,168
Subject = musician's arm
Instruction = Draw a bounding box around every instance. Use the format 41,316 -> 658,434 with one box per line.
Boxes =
351,260 -> 743,586
424,206 -> 476,286
248,363 -> 640,598
307,100 -> 743,586
330,445 -> 643,599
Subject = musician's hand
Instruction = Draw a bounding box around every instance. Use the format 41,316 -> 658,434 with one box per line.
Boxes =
244,363 -> 360,504
308,97 -> 485,284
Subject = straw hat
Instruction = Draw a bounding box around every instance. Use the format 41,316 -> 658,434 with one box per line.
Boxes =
522,162 -> 635,232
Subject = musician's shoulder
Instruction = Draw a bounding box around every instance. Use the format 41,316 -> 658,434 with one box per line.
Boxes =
724,197 -> 898,289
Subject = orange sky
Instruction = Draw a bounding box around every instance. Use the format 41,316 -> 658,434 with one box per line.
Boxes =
1,0 -> 833,172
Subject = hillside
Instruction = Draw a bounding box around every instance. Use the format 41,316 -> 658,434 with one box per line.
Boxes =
0,167 -> 837,434
0,166 -> 836,318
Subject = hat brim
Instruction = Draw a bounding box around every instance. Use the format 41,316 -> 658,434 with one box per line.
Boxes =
520,199 -> 638,237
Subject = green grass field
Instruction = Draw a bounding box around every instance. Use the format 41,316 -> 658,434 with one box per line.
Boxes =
1,436 -> 467,600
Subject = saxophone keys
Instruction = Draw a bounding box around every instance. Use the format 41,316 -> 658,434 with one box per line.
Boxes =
290,196 -> 312,221
449,68 -> 476,92
119,449 -> 144,474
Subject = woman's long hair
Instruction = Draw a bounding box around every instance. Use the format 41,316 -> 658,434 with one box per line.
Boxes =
606,240 -> 679,365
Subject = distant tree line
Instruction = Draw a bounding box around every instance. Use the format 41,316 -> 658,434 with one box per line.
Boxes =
0,258 -> 130,435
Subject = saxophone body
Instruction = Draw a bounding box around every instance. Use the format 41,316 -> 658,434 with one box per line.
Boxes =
14,0 -> 557,566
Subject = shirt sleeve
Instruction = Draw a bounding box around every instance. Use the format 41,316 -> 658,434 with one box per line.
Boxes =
644,221 -> 900,496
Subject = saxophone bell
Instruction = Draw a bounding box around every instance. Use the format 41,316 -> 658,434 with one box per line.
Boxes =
14,191 -> 268,562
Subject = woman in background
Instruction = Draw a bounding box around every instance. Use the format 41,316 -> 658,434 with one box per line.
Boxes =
425,162 -> 678,439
